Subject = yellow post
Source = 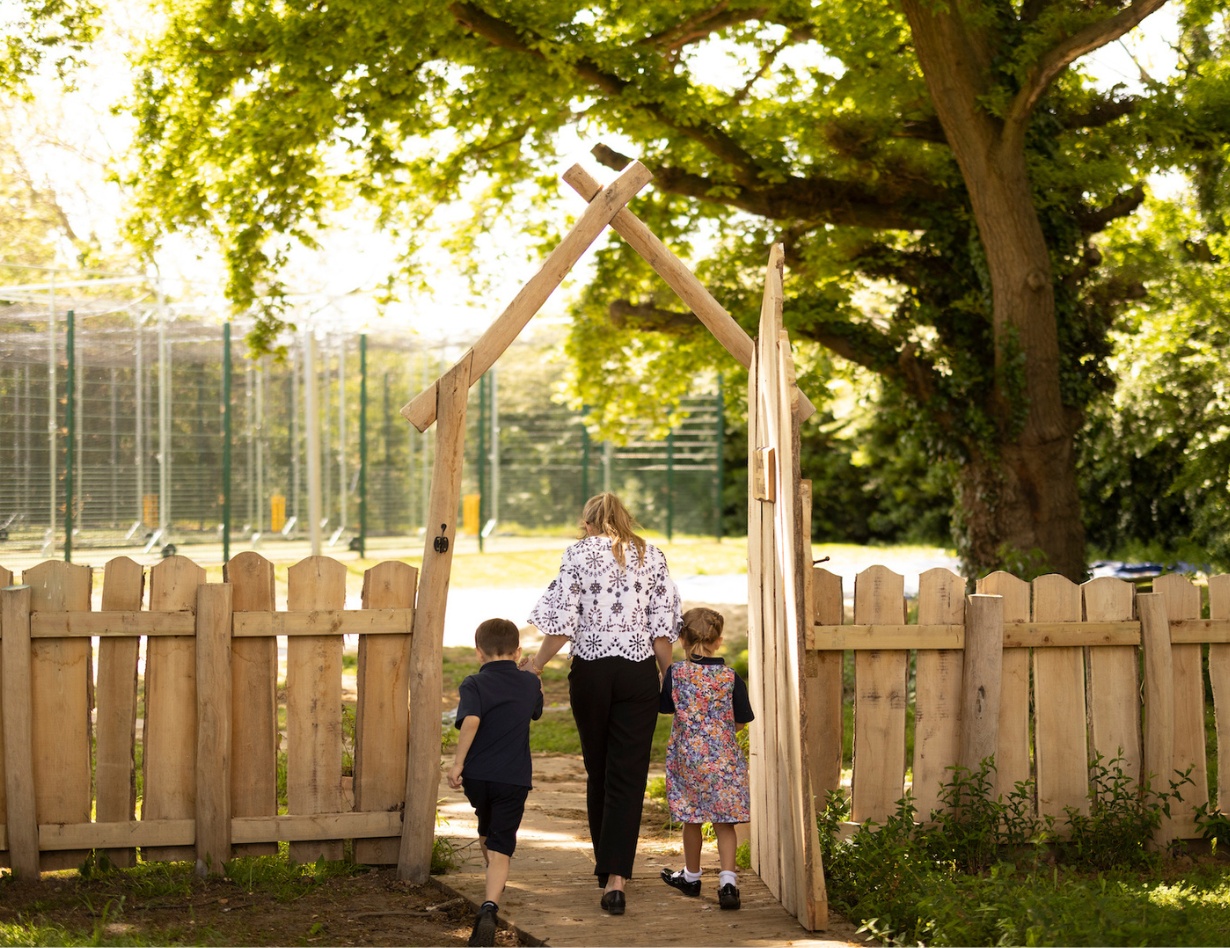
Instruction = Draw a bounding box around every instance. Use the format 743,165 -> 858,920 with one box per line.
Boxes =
270,493 -> 286,533
462,494 -> 480,536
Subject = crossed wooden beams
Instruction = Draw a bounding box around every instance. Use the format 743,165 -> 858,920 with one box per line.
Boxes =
395,161 -> 814,883
400,160 -> 815,431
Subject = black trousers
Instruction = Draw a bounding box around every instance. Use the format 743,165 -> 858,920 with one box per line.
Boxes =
568,655 -> 660,882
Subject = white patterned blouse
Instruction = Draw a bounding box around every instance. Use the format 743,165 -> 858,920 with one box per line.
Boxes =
527,535 -> 682,662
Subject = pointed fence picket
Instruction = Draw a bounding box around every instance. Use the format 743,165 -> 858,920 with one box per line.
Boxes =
0,554 -> 418,879
808,567 -> 1230,848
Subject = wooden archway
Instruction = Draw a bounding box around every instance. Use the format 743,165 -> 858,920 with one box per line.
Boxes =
396,163 -> 827,931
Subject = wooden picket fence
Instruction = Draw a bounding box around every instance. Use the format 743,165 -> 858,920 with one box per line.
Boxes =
806,566 -> 1230,845
0,552 -> 421,879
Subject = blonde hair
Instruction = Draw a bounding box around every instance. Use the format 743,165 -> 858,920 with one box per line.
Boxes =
581,492 -> 646,568
681,607 -> 724,657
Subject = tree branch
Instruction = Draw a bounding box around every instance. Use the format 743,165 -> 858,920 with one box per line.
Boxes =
591,144 -> 942,230
1060,92 -> 1139,129
1009,0 -> 1170,125
448,1 -> 768,187
1075,184 -> 1145,235
643,3 -> 768,52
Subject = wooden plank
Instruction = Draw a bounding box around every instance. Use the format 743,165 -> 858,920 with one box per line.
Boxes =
1082,577 -> 1140,783
813,624 -> 963,650
774,303 -> 823,926
807,569 -> 844,802
401,354 -> 471,882
851,565 -> 907,825
225,551 -> 279,857
974,572 -> 1031,805
195,583 -> 233,876
1031,574 -> 1088,824
39,819 -> 194,850
30,610 -> 194,637
354,561 -> 416,865
96,556 -> 144,868
959,594 -> 1003,775
23,560 -> 93,871
811,620 -> 1144,650
232,811 -> 403,844
36,810 -> 404,851
1206,575 -> 1230,815
143,555 -> 205,862
0,564 -> 11,860
752,267 -> 783,902
764,248 -> 799,917
1152,573 -> 1208,838
401,162 -> 653,432
911,568 -> 965,820
744,352 -> 769,889
233,608 -> 416,637
1,584 -> 38,877
1138,592 -> 1173,851
1169,618 -> 1230,644
287,555 -> 347,863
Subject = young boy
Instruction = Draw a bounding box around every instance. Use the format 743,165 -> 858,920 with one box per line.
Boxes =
448,618 -> 544,947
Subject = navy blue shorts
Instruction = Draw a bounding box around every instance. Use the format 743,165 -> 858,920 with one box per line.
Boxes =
462,778 -> 530,857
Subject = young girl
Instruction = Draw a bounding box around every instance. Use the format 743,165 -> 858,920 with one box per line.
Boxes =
658,607 -> 754,910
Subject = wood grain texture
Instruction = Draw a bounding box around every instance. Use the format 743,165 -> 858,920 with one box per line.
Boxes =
974,571 -> 1032,802
1082,577 -> 1140,782
354,560 -> 416,865
1152,573 -> 1208,838
400,355 -> 471,881
287,556 -> 347,863
1,584 -> 38,877
851,565 -> 907,825
1138,592 -> 1173,850
96,556 -> 143,867
195,583 -> 233,875
23,560 -> 93,871
226,552 -> 279,856
143,555 -> 205,862
1031,574 -> 1087,824
1208,575 -> 1230,816
911,568 -> 965,820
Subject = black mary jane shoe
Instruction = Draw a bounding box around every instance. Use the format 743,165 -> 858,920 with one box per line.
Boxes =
600,889 -> 626,915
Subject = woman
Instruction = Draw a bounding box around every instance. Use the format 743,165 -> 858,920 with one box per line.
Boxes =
522,493 -> 681,915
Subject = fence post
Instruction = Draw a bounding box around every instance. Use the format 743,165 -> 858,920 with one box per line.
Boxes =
1,584 -> 39,878
196,582 -> 233,876
1138,592 -> 1173,851
400,354 -> 471,882
959,594 -> 1003,775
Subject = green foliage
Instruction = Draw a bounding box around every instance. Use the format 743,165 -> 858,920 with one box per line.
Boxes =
819,757 -> 1218,946
1063,754 -> 1193,871
0,0 -> 100,92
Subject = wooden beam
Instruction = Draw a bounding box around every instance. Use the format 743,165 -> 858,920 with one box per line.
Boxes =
195,583 -> 233,876
1,585 -> 39,878
95,556 -> 144,868
29,607 -> 415,638
400,161 -> 653,432
400,354 -> 471,881
563,165 -> 815,422
1139,592 -> 1173,850
958,594 -> 1003,774
35,811 -> 403,850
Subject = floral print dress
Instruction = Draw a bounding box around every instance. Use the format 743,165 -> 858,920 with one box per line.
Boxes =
661,657 -> 754,824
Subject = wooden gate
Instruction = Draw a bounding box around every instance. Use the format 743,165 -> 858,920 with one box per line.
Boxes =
746,244 -> 827,930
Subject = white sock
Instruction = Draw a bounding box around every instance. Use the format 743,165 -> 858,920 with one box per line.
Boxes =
683,867 -> 702,883
719,870 -> 737,889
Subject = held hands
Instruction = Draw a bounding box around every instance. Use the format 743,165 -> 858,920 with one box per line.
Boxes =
518,654 -> 543,676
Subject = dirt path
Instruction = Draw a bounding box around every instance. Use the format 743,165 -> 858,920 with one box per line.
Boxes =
435,755 -> 865,948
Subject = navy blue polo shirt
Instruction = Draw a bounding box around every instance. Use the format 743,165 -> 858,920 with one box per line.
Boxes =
455,660 -> 544,788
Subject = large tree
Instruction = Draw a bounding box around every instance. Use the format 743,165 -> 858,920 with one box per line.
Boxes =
125,0 -> 1229,578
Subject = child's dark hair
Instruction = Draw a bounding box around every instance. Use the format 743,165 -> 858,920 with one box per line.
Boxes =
680,607 -> 724,657
475,618 -> 520,656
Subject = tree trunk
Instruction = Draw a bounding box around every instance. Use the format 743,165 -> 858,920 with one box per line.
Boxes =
902,0 -> 1087,580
